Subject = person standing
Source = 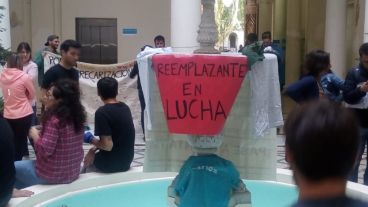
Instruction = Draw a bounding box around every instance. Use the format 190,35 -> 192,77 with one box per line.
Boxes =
41,39 -> 81,106
261,31 -> 285,89
17,42 -> 38,156
0,54 -> 35,161
343,43 -> 368,185
34,35 -> 60,87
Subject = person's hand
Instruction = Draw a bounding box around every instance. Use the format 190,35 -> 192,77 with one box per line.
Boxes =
83,147 -> 96,168
359,82 -> 368,92
29,127 -> 40,142
12,189 -> 34,198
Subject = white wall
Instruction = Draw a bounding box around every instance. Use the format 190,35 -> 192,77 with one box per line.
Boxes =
10,0 -> 171,62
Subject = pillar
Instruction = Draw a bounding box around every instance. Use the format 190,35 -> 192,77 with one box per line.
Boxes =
171,0 -> 201,53
324,0 -> 347,78
0,0 -> 11,50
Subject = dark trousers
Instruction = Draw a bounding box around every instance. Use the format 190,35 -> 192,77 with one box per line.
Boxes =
6,114 -> 33,161
349,128 -> 368,185
138,90 -> 146,135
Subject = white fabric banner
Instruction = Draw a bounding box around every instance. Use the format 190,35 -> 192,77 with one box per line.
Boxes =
43,52 -> 143,139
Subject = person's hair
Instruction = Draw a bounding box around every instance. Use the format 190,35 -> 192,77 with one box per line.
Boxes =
284,100 -> 359,181
304,49 -> 330,77
359,43 -> 368,57
97,77 -> 118,100
246,33 -> 258,44
154,35 -> 165,43
60,39 -> 81,53
6,53 -> 23,70
17,42 -> 32,62
262,31 -> 272,40
42,79 -> 86,132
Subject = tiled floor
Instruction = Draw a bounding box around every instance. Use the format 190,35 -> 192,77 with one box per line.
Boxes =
25,134 -> 367,185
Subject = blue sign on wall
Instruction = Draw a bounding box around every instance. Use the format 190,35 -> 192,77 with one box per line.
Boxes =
122,28 -> 138,35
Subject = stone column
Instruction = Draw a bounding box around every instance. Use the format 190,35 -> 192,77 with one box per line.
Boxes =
194,0 -> 220,54
324,0 -> 347,78
364,0 -> 368,43
285,0 -> 302,84
171,0 -> 201,53
245,0 -> 258,36
0,0 -> 11,50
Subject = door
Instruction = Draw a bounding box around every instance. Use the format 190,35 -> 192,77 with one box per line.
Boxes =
76,18 -> 117,64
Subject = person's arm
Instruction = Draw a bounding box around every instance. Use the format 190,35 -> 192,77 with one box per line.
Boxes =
40,69 -> 53,105
129,61 -> 138,79
34,51 -> 44,86
40,88 -> 49,105
85,110 -> 114,151
85,133 -> 113,151
33,51 -> 43,70
285,76 -> 314,103
12,189 -> 34,198
343,70 -> 366,104
24,76 -> 35,101
33,118 -> 59,157
93,136 -> 113,151
27,63 -> 38,81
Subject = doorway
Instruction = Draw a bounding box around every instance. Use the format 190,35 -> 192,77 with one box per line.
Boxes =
76,18 -> 117,64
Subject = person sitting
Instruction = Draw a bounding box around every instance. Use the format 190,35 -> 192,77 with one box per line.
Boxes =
0,115 -> 33,207
14,79 -> 86,189
284,100 -> 368,207
169,135 -> 251,207
83,77 -> 135,173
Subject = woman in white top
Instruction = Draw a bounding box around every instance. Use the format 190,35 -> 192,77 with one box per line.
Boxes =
17,42 -> 38,156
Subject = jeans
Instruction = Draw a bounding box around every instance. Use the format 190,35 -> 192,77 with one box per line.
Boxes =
22,105 -> 37,156
14,160 -> 47,189
349,128 -> 368,185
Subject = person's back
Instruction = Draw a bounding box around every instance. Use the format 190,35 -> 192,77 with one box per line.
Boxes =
94,102 -> 135,172
291,196 -> 368,207
174,154 -> 241,207
35,116 -> 84,184
0,67 -> 35,119
320,71 -> 344,102
285,74 -> 319,103
15,79 -> 86,189
83,77 -> 135,173
0,115 -> 15,207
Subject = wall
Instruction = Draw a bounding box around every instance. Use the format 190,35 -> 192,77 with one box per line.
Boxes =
10,0 -> 171,62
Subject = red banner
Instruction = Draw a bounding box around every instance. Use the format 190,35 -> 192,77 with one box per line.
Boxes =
152,54 -> 248,135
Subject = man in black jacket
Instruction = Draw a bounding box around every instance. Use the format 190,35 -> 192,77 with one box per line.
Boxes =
343,42 -> 368,185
